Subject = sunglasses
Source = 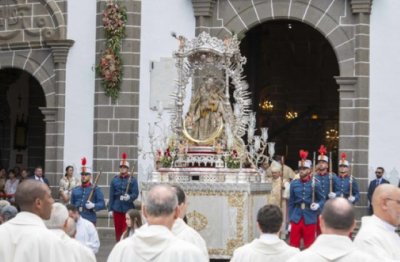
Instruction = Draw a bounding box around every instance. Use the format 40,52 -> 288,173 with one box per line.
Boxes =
375,171 -> 383,174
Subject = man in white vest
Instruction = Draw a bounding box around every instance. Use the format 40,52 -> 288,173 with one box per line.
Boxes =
44,202 -> 96,262
0,180 -> 74,262
107,184 -> 207,262
171,185 -> 208,258
231,204 -> 299,262
354,184 -> 400,261
288,198 -> 373,262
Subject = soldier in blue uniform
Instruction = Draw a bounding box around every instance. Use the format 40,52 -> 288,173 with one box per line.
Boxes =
336,153 -> 360,204
314,145 -> 338,235
70,157 -> 106,225
108,153 -> 139,241
289,150 -> 324,249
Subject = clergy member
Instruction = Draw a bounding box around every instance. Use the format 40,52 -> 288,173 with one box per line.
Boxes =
0,180 -> 74,262
44,203 -> 96,262
171,185 -> 208,259
67,204 -> 100,254
231,204 -> 299,262
354,184 -> 400,261
107,184 -> 207,262
288,198 -> 374,262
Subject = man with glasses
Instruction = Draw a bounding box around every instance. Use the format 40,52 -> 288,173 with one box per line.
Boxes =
354,184 -> 400,261
71,158 -> 105,224
367,167 -> 389,215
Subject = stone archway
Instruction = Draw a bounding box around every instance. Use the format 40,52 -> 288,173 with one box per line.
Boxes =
0,68 -> 46,170
0,0 -> 74,187
192,0 -> 372,216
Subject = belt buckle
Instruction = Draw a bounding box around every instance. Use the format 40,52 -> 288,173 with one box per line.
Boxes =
78,207 -> 83,212
301,203 -> 305,210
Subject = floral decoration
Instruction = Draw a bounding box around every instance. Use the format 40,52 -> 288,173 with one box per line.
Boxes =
224,149 -> 240,169
97,1 -> 127,102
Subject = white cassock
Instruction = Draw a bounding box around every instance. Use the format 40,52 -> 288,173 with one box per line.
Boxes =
172,218 -> 209,259
288,234 -> 375,262
0,212 -> 75,262
354,215 -> 400,261
50,229 -> 96,262
107,224 -> 208,262
75,216 -> 100,254
231,234 -> 299,262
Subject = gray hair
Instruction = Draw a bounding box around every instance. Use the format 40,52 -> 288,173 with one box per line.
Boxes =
144,184 -> 178,217
1,205 -> 18,222
44,203 -> 69,229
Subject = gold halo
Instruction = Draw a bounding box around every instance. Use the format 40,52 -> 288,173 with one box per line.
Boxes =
183,117 -> 224,145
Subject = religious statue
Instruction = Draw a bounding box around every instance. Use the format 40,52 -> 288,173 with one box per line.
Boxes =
185,77 -> 225,144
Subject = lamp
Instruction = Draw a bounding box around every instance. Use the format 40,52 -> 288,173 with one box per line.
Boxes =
259,99 -> 274,112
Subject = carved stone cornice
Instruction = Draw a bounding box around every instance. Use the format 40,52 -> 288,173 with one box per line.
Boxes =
192,0 -> 216,17
334,76 -> 357,93
350,0 -> 373,14
45,39 -> 75,64
39,107 -> 57,122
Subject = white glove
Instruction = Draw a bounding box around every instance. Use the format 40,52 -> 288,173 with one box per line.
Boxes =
348,196 -> 356,203
85,201 -> 95,209
119,195 -> 124,201
328,192 -> 336,199
122,194 -> 130,201
108,211 -> 113,217
310,203 -> 320,211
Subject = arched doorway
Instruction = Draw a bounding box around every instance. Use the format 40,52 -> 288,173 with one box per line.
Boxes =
240,20 -> 340,169
0,68 -> 46,172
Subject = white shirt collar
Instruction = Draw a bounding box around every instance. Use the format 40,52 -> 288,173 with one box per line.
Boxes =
259,233 -> 280,242
372,215 -> 396,232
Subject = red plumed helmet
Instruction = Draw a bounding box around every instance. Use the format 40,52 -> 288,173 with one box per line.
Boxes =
318,145 -> 327,156
81,157 -> 87,173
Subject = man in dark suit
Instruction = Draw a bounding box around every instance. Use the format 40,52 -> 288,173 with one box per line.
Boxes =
29,166 -> 50,187
367,167 -> 389,215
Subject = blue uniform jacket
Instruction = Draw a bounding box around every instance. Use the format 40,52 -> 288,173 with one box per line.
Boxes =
289,178 -> 325,225
109,175 -> 139,213
71,185 -> 106,223
314,173 -> 339,199
336,176 -> 360,204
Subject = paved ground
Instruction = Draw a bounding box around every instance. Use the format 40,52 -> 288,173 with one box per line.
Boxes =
96,237 -> 115,262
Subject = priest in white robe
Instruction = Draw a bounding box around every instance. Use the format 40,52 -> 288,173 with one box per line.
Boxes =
171,185 -> 209,258
0,180 -> 74,262
107,184 -> 207,262
354,184 -> 400,261
288,198 -> 374,262
231,204 -> 299,262
44,203 -> 96,262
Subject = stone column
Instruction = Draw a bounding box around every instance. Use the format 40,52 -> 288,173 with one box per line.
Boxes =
192,0 -> 216,35
349,0 -> 372,217
42,40 -> 74,186
94,1 -> 141,206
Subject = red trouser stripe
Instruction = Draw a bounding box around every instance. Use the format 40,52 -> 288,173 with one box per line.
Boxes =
289,217 -> 316,249
113,211 -> 127,241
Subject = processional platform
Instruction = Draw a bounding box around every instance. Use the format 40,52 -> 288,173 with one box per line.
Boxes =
141,168 -> 271,259
141,32 -> 275,259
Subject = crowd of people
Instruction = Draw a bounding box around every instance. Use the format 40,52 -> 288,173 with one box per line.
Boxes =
0,148 -> 400,261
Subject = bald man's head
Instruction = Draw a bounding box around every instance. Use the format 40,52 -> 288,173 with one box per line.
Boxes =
372,184 -> 400,226
321,198 -> 355,234
15,179 -> 54,219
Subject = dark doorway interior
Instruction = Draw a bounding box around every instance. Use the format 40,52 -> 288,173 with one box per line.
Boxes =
0,68 -> 45,172
240,20 -> 340,169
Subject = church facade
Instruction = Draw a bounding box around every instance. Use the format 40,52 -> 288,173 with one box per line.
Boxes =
0,0 -> 399,219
